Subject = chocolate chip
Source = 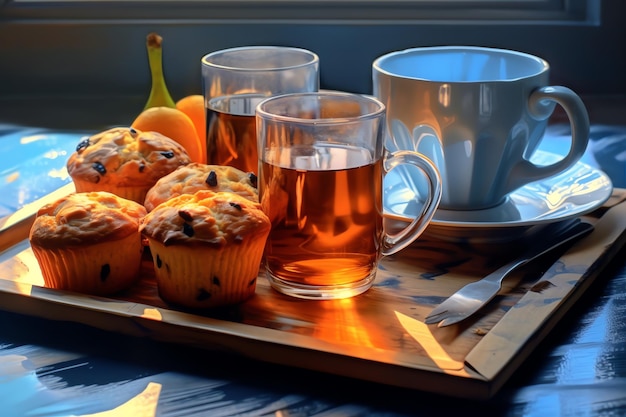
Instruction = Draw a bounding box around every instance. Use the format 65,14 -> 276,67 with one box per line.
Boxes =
248,277 -> 256,287
196,288 -> 211,301
160,151 -> 175,159
178,210 -> 193,222
183,222 -> 194,237
229,202 -> 242,210
234,235 -> 243,244
138,163 -> 146,173
100,264 -> 110,281
213,276 -> 221,286
92,162 -> 106,175
76,138 -> 90,152
129,127 -> 138,137
206,171 -> 218,186
248,172 -> 258,188
156,254 -> 162,268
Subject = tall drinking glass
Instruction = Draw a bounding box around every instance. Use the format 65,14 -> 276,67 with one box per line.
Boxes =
257,91 -> 442,300
201,46 -> 319,174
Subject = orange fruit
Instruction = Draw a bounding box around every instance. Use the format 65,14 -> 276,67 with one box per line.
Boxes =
176,94 -> 206,157
131,106 -> 205,163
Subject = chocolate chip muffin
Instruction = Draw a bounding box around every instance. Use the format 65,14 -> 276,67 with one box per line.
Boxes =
67,127 -> 191,204
140,190 -> 270,309
143,163 -> 258,212
29,191 -> 147,295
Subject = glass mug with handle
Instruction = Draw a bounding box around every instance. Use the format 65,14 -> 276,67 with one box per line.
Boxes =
256,91 -> 442,300
201,46 -> 319,174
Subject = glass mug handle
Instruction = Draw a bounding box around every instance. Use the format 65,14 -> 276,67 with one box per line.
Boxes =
507,85 -> 590,192
382,150 -> 443,256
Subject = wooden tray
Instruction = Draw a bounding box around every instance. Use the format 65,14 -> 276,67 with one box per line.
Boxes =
1,183 -> 626,400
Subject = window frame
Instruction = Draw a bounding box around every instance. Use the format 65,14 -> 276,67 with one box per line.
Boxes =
0,0 -> 597,23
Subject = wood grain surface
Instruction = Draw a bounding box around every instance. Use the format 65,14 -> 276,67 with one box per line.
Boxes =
1,188 -> 625,399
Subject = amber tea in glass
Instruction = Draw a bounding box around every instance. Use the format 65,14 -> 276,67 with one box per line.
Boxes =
261,145 -> 383,287
206,94 -> 264,174
202,46 -> 319,174
256,92 -> 442,300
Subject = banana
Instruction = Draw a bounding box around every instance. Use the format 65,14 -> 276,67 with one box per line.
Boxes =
143,32 -> 176,110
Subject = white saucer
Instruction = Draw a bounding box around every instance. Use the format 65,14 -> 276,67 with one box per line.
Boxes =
384,150 -> 613,243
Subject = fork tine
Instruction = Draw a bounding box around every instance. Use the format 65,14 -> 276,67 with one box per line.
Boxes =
423,310 -> 448,324
438,315 -> 466,327
424,296 -> 469,324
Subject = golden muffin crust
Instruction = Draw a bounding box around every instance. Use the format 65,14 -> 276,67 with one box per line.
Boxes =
144,163 -> 258,211
140,190 -> 270,248
67,127 -> 191,188
30,191 -> 147,248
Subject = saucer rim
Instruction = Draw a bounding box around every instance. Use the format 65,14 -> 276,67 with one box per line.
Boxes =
383,150 -> 613,229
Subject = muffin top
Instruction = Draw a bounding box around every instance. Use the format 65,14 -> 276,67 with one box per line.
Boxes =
29,191 -> 147,248
66,127 -> 191,187
140,190 -> 270,248
144,163 -> 258,211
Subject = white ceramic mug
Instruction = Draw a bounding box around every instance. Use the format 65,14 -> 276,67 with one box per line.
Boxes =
373,46 -> 590,211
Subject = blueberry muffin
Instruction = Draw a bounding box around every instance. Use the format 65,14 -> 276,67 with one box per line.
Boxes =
29,191 -> 147,295
140,190 -> 270,309
67,127 -> 191,204
143,163 -> 258,212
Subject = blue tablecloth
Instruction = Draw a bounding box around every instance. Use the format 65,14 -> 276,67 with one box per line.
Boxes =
3,123 -> 625,219
0,126 -> 92,217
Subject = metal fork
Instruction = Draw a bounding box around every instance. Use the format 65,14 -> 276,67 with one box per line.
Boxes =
424,218 -> 594,327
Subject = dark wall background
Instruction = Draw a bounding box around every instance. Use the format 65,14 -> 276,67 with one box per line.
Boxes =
1,1 -> 624,129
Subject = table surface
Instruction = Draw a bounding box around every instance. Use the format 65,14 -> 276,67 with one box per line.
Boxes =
1,123 -> 626,417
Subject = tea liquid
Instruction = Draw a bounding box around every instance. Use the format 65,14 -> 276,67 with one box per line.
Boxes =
206,94 -> 265,174
260,144 -> 383,286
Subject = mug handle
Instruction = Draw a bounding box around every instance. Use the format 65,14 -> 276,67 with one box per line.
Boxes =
382,150 -> 442,256
507,86 -> 590,192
